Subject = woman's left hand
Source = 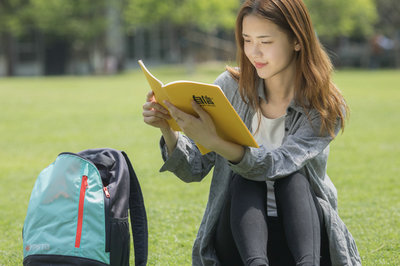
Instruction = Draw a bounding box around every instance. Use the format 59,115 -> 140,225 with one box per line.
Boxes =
164,100 -> 220,150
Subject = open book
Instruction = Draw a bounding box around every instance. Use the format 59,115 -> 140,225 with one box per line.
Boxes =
138,60 -> 259,154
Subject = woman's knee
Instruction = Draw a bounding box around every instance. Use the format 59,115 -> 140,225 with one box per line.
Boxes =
274,171 -> 323,226
274,172 -> 310,197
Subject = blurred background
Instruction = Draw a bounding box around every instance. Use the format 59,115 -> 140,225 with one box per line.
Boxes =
0,0 -> 399,77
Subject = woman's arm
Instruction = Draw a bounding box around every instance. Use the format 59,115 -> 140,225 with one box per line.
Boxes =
142,91 -> 179,155
142,90 -> 216,182
159,133 -> 216,183
160,127 -> 179,156
229,110 -> 342,181
164,100 -> 245,163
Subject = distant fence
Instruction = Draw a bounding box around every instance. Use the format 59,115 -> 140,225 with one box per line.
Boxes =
0,29 -> 399,77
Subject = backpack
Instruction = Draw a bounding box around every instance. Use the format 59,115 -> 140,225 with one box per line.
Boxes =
22,148 -> 148,266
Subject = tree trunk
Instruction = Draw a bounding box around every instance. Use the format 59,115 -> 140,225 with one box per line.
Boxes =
106,0 -> 125,73
165,23 -> 181,63
393,33 -> 400,68
134,27 -> 145,61
3,32 -> 16,76
183,27 -> 196,74
150,26 -> 161,62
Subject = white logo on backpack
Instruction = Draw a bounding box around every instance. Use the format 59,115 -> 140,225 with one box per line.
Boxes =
25,243 -> 50,252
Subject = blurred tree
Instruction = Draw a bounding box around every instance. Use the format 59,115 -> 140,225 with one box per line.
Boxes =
124,0 -> 238,32
304,0 -> 378,40
30,0 -> 107,38
374,0 -> 400,35
30,0 -> 109,73
124,0 -> 239,63
0,0 -> 33,75
374,0 -> 400,67
125,0 -> 377,39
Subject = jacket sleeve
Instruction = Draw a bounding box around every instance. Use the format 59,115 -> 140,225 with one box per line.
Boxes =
228,110 -> 342,181
159,133 -> 216,183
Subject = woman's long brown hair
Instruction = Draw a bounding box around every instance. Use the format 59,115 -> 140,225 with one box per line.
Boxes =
227,0 -> 348,137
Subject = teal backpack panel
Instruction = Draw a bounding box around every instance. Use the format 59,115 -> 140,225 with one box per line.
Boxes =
23,154 -> 110,264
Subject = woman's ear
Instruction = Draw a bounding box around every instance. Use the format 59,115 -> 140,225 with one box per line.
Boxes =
294,41 -> 301,51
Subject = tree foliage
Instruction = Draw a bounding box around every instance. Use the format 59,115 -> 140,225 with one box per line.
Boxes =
124,0 -> 378,39
123,0 -> 239,32
374,0 -> 400,36
0,0 -> 33,36
0,0 -> 381,41
304,0 -> 378,39
29,0 -> 108,41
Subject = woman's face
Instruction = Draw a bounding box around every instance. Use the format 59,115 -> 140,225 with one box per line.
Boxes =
242,14 -> 299,80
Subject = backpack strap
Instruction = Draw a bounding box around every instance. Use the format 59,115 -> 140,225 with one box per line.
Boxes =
121,151 -> 148,266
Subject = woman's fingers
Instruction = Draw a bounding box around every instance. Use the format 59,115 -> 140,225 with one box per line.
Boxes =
163,100 -> 219,149
142,94 -> 171,121
142,108 -> 171,119
143,114 -> 164,124
144,90 -> 169,112
191,100 -> 209,122
142,91 -> 172,130
143,100 -> 168,113
164,100 -> 190,122
142,105 -> 171,120
146,90 -> 155,102
142,104 -> 170,128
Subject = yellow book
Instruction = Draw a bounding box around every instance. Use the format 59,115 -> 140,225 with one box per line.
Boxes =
138,60 -> 259,154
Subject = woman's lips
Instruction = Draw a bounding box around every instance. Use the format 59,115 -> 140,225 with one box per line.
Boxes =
255,62 -> 267,69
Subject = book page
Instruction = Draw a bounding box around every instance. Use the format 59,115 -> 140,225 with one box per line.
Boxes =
138,60 -> 180,131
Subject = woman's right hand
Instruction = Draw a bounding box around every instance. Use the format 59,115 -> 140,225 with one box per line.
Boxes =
142,91 -> 172,129
143,91 -> 179,154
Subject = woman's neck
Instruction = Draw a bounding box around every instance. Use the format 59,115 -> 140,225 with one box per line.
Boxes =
263,62 -> 296,105
259,64 -> 296,119
264,81 -> 294,105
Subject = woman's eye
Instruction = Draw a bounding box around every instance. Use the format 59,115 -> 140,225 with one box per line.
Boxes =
262,41 -> 272,44
244,39 -> 251,43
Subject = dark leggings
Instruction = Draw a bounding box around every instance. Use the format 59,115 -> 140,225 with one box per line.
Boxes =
214,173 -> 331,266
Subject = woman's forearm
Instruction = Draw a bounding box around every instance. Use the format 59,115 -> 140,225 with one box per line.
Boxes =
161,125 -> 244,163
160,127 -> 179,155
209,137 -> 245,164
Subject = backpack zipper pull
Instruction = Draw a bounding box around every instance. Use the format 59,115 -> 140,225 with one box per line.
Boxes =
103,187 -> 110,198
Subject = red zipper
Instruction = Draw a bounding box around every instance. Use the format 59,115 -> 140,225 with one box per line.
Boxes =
103,187 -> 110,198
75,175 -> 88,248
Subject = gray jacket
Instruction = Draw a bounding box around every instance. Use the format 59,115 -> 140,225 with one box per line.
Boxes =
159,71 -> 361,266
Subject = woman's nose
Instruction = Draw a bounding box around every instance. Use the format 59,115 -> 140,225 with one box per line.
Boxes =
251,44 -> 262,57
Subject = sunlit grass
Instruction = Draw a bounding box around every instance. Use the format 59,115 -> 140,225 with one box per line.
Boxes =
0,65 -> 399,265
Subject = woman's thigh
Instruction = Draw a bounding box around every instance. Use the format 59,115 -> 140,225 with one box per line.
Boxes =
274,172 -> 331,266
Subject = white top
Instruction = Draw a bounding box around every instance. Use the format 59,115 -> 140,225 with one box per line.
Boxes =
251,113 -> 286,217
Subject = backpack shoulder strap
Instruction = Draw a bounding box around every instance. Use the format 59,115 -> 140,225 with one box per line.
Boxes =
121,151 -> 148,266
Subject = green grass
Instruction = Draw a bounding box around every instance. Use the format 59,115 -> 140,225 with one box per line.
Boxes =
0,65 -> 399,265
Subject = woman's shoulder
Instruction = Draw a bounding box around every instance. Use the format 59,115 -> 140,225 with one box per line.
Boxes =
214,70 -> 238,87
213,69 -> 240,98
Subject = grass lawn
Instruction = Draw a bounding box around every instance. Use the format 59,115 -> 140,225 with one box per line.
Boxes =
0,64 -> 399,265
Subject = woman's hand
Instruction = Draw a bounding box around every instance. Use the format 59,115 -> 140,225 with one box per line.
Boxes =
164,100 -> 220,151
164,100 -> 245,162
142,91 -> 178,155
142,91 -> 171,130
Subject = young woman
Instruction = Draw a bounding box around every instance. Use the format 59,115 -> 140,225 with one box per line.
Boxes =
142,0 -> 361,265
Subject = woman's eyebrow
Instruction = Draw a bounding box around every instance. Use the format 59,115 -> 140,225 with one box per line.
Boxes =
242,33 -> 272,38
